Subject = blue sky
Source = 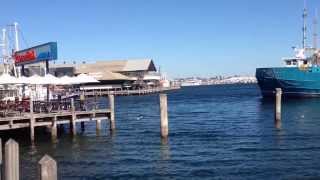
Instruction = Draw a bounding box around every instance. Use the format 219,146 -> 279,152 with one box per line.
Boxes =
1,0 -> 319,78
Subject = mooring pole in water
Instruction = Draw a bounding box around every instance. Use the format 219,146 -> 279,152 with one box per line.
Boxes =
81,122 -> 85,132
0,138 -> 2,179
51,116 -> 57,142
275,88 -> 282,128
160,94 -> 169,139
70,98 -> 76,135
38,154 -> 57,180
95,113 -> 101,133
30,93 -> 35,143
5,139 -> 19,180
108,95 -> 115,131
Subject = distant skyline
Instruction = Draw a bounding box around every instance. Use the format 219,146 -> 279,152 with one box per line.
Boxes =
1,0 -> 320,78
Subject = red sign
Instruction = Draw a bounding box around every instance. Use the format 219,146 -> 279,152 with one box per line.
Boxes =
14,50 -> 36,64
14,42 -> 57,65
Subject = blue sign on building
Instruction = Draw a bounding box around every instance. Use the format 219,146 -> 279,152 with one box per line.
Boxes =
14,42 -> 58,65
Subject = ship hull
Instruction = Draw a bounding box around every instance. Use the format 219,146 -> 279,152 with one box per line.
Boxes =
256,67 -> 320,98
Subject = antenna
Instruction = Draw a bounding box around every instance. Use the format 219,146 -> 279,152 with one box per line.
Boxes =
302,0 -> 308,48
2,29 -> 7,73
314,9 -> 318,49
14,22 -> 19,51
2,29 -> 6,58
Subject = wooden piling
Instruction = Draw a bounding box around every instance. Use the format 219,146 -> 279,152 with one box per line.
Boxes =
160,94 -> 169,138
38,154 -> 57,180
95,91 -> 98,110
51,116 -> 57,142
275,88 -> 282,128
30,94 -> 35,143
81,122 -> 85,132
108,95 -> 115,131
0,138 -> 2,180
95,113 -> 101,132
5,139 -> 19,180
71,98 -> 76,135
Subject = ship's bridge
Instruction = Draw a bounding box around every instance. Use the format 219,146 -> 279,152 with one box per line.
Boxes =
283,58 -> 310,67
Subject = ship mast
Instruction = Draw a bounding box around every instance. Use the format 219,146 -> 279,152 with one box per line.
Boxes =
9,22 -> 19,77
1,28 -> 9,74
302,0 -> 308,49
313,9 -> 318,49
14,22 -> 19,52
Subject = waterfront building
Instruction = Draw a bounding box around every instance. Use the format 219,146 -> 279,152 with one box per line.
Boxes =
49,59 -> 166,90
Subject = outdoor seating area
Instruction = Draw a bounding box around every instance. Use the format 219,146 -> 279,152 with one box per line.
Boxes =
0,72 -> 101,117
0,97 -> 103,118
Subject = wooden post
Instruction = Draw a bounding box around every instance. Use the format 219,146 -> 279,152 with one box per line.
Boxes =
71,98 -> 76,135
275,88 -> 282,128
160,94 -> 169,138
5,139 -> 19,180
95,91 -> 98,110
81,122 -> 85,132
94,113 -> 101,132
0,138 -> 2,180
51,116 -> 57,142
80,92 -> 85,111
108,95 -> 115,131
38,154 -> 57,180
30,92 -> 35,143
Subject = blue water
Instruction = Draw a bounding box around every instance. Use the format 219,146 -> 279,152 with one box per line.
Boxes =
10,84 -> 320,179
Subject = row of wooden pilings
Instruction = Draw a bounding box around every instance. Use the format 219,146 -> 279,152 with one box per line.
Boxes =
29,94 -> 116,143
0,93 -> 170,180
0,138 -> 57,180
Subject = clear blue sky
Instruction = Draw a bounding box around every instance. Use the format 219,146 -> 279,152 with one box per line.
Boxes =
1,0 -> 319,78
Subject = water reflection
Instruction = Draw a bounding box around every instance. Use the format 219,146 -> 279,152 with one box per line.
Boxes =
28,142 -> 38,156
160,138 -> 170,160
274,128 -> 285,146
275,120 -> 282,129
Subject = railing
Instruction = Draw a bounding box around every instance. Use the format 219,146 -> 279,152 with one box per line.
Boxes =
0,96 -> 109,118
81,86 -> 181,96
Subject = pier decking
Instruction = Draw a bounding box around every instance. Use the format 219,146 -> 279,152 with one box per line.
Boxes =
0,94 -> 115,142
0,110 -> 109,129
78,86 -> 180,97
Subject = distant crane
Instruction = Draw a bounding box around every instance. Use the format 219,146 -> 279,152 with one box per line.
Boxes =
0,22 -> 21,76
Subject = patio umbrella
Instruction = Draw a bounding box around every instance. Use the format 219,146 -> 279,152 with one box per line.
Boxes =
0,73 -> 20,84
74,73 -> 100,84
17,76 -> 31,84
27,74 -> 46,85
59,75 -> 79,85
43,74 -> 61,85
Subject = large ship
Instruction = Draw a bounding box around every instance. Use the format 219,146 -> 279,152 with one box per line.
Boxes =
256,3 -> 320,98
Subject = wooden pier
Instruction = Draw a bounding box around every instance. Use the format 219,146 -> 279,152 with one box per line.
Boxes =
77,86 -> 180,97
0,95 -> 115,143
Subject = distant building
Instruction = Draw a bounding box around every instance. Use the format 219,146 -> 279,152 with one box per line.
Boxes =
49,59 -> 164,90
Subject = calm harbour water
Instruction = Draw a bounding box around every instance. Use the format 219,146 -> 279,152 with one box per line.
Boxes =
5,84 -> 320,179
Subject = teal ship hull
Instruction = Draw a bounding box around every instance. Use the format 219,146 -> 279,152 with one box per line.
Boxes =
256,67 -> 320,97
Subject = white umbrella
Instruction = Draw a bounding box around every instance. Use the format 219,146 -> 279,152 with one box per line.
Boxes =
0,73 -> 20,84
27,74 -> 44,85
59,75 -> 78,85
44,74 -> 61,85
75,73 -> 99,84
17,76 -> 31,84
